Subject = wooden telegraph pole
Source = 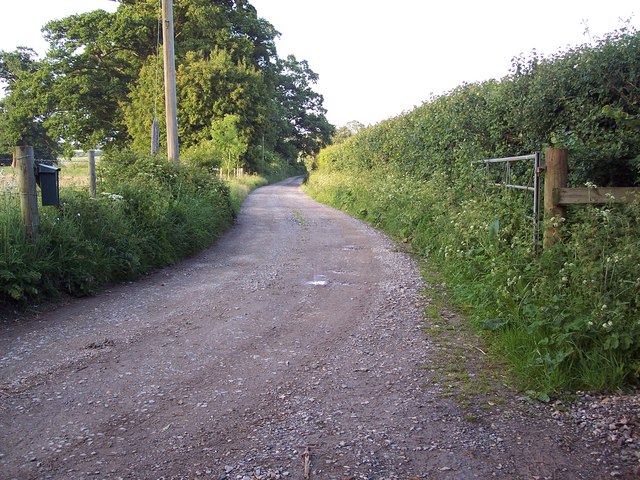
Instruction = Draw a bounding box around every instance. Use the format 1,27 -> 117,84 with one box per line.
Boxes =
543,147 -> 569,248
15,145 -> 40,240
162,0 -> 179,166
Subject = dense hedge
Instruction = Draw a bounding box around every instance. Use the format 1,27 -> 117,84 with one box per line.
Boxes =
307,29 -> 640,394
319,29 -> 640,186
0,152 -> 235,305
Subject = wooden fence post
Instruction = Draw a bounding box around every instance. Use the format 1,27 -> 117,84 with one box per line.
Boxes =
543,147 -> 568,248
88,150 -> 97,198
15,145 -> 40,240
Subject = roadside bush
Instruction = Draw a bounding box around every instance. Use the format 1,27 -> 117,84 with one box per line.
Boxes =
0,150 -> 235,305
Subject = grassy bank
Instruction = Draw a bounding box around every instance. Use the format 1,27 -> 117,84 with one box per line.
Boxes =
305,169 -> 640,395
0,151 -> 271,307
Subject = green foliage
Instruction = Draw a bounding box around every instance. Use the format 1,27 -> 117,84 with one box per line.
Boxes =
121,55 -> 165,155
272,55 -> 335,158
182,114 -> 249,175
307,29 -> 640,394
175,50 -> 266,149
0,150 -> 235,305
0,48 -> 58,155
0,0 -> 333,171
210,114 -> 249,176
504,29 -> 640,185
332,120 -> 366,144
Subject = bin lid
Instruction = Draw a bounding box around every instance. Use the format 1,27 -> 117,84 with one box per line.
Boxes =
37,163 -> 61,173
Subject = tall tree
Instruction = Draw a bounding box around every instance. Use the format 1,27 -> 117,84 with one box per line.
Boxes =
42,7 -> 156,149
0,48 -> 57,157
0,0 -> 334,169
273,55 -> 335,158
210,114 -> 248,177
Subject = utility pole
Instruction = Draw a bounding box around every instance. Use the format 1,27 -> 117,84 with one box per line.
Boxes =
162,0 -> 179,166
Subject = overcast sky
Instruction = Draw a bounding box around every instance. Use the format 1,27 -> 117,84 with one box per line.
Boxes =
0,0 -> 638,127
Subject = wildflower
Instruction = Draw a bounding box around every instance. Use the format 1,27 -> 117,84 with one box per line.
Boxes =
585,181 -> 597,189
101,192 -> 123,201
601,304 -> 607,310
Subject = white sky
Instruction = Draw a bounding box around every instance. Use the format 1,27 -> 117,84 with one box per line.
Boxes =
0,1 -> 638,127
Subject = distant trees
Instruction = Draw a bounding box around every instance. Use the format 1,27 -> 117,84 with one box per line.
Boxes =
0,0 -> 333,170
333,120 -> 366,143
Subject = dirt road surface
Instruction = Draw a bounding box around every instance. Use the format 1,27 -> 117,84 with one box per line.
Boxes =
0,178 -> 635,479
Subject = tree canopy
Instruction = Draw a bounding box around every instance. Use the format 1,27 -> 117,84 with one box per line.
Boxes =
0,0 -> 333,169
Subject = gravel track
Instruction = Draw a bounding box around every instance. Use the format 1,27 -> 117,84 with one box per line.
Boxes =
0,177 -> 637,479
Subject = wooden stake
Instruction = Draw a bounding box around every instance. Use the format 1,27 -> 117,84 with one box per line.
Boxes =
15,145 -> 39,240
543,147 -> 568,248
88,150 -> 97,198
162,0 -> 179,166
302,446 -> 311,480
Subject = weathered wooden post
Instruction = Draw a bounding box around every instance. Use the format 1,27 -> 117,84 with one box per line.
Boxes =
543,147 -> 568,248
15,145 -> 40,240
88,150 -> 97,198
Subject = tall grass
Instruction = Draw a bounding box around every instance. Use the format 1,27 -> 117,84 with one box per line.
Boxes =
228,175 -> 268,212
0,151 -> 237,305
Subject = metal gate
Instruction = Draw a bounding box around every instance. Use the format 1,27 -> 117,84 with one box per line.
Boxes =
474,152 -> 542,244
